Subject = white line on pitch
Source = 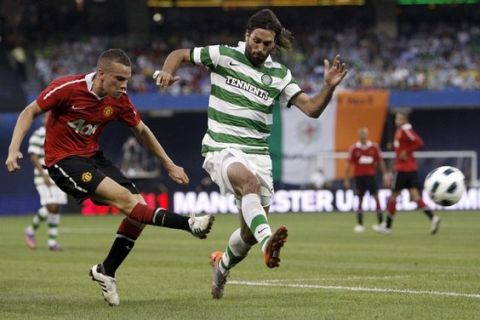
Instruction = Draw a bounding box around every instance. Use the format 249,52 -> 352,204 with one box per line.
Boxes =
262,275 -> 409,282
229,280 -> 480,299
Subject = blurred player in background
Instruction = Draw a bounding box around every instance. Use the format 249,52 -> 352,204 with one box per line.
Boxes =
375,112 -> 441,235
155,8 -> 347,299
5,49 -> 214,306
344,127 -> 389,233
24,114 -> 67,251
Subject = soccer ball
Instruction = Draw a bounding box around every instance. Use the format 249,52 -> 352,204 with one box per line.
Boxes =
424,166 -> 466,206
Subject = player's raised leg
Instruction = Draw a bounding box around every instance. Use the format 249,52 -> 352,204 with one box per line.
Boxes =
227,162 -> 288,268
88,177 -> 214,306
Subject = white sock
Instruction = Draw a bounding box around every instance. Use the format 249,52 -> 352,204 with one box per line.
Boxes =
219,228 -> 252,274
241,194 -> 271,253
47,213 -> 60,246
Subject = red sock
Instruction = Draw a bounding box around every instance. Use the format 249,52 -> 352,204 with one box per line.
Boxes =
417,199 -> 426,209
117,218 -> 144,239
387,198 -> 397,216
129,203 -> 156,225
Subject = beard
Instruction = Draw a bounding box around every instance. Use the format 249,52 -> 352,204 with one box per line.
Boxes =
245,46 -> 268,67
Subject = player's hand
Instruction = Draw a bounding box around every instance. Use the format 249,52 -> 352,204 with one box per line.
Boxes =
153,70 -> 181,88
5,151 -> 23,172
166,164 -> 190,185
323,55 -> 348,88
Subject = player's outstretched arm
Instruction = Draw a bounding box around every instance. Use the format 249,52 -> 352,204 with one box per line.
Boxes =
5,102 -> 43,172
131,121 -> 189,185
292,55 -> 347,119
153,49 -> 192,88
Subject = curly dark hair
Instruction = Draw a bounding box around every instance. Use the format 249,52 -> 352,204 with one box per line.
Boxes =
246,9 -> 294,51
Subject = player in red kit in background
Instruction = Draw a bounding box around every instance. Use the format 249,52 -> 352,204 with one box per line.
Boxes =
5,49 -> 214,306
375,112 -> 441,235
344,127 -> 389,233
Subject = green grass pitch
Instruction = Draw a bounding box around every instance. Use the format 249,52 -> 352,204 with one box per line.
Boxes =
1,211 -> 479,319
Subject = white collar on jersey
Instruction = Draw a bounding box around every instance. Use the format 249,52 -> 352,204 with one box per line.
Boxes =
85,72 -> 104,100
401,123 -> 412,130
237,41 -> 273,66
355,140 -> 373,149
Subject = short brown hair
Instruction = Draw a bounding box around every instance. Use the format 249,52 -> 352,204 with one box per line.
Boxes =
97,48 -> 131,69
246,9 -> 294,51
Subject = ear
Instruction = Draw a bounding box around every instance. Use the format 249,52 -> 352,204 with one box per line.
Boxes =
97,68 -> 106,79
244,32 -> 249,42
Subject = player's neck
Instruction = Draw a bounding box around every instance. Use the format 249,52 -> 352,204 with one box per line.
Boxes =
91,76 -> 107,98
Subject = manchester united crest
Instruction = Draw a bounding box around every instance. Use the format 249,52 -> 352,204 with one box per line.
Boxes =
81,171 -> 93,183
103,106 -> 114,118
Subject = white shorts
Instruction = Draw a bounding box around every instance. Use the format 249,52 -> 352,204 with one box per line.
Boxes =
202,148 -> 274,207
35,183 -> 68,206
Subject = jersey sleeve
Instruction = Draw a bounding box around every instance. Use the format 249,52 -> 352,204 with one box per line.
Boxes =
403,128 -> 424,151
278,69 -> 302,108
36,79 -> 70,111
120,96 -> 141,127
190,45 -> 221,70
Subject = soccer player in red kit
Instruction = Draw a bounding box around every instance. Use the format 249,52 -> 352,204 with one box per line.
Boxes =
344,128 -> 389,233
375,112 -> 441,235
5,49 -> 214,306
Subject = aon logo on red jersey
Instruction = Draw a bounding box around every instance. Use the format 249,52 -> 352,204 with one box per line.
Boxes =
358,155 -> 374,164
68,119 -> 99,136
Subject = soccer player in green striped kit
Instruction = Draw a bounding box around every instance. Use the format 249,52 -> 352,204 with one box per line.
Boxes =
25,114 -> 67,251
155,9 -> 348,299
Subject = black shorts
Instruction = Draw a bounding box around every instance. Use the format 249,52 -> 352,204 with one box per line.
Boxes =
48,151 -> 138,203
393,171 -> 421,191
353,175 -> 378,196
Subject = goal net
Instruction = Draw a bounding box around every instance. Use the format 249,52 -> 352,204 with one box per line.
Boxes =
305,150 -> 478,189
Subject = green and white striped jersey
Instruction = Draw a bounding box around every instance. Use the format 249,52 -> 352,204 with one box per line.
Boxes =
191,41 -> 302,155
28,126 -> 48,185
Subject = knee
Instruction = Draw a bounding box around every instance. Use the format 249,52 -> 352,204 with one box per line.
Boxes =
240,177 -> 261,196
46,204 -> 60,213
114,188 -> 138,213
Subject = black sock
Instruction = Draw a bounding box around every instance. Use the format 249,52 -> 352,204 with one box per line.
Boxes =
377,212 -> 384,224
423,209 -> 434,219
102,237 -> 135,277
356,212 -> 363,225
153,209 -> 190,231
386,215 -> 393,229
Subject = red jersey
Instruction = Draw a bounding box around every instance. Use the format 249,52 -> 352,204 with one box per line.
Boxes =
36,73 -> 141,167
347,141 -> 382,176
393,123 -> 424,172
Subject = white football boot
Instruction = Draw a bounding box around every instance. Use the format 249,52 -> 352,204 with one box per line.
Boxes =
431,215 -> 441,235
372,222 -> 385,232
188,213 -> 214,239
89,264 -> 120,306
354,224 -> 366,233
373,223 -> 392,235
